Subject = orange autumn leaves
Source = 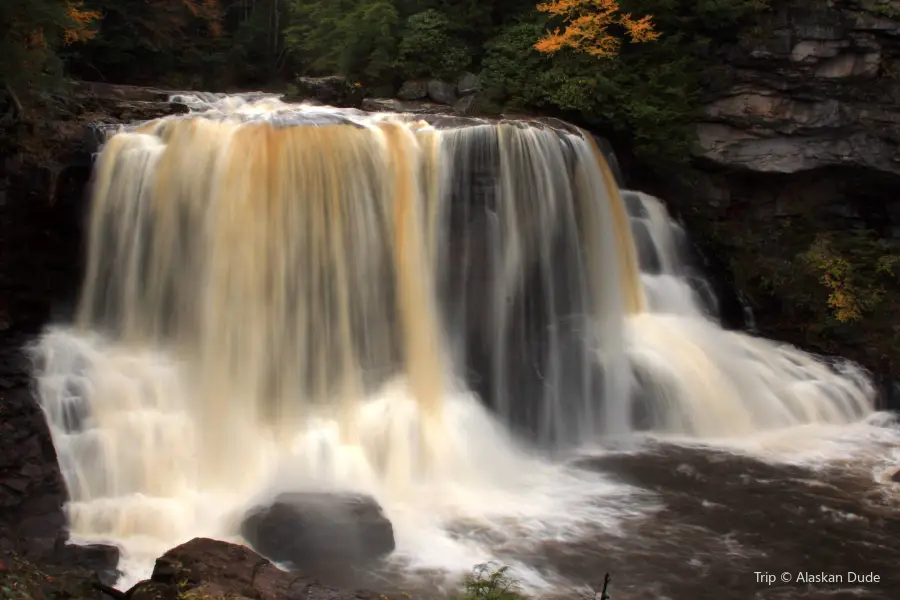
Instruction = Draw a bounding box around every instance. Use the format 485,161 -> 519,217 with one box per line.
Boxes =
60,1 -> 224,48
63,1 -> 101,45
24,2 -> 98,49
535,0 -> 659,58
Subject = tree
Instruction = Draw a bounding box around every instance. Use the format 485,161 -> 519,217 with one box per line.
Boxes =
534,0 -> 659,58
285,0 -> 400,84
395,9 -> 470,80
0,0 -> 99,101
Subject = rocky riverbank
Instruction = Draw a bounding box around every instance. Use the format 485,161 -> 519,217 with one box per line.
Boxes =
1,537 -> 395,600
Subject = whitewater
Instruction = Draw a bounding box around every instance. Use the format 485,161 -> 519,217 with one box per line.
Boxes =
28,94 -> 900,599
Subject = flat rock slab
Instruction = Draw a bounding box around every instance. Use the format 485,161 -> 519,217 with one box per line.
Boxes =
240,493 -> 395,572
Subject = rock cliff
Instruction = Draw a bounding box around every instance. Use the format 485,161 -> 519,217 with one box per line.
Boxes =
697,0 -> 900,175
641,0 -> 900,387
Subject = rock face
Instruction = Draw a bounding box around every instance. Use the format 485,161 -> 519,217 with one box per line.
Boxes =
642,0 -> 900,384
697,0 -> 900,175
240,493 -> 395,572
0,81 -> 192,586
0,81 -> 192,339
0,336 -> 122,585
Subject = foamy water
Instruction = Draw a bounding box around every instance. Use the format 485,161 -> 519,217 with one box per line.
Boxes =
35,326 -> 654,594
28,95 -> 895,598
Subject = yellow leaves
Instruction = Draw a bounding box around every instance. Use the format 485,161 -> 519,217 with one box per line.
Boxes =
803,236 -> 862,323
535,0 -> 660,58
64,1 -> 100,45
800,233 -> 900,324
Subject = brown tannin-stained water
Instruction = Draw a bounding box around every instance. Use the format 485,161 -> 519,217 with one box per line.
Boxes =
26,94 -> 899,598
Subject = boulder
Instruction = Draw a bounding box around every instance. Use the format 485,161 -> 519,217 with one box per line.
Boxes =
55,543 -> 122,587
141,537 -> 385,600
452,95 -> 477,116
397,80 -> 429,101
457,72 -> 480,96
294,76 -> 364,108
426,80 -> 457,106
240,493 -> 395,571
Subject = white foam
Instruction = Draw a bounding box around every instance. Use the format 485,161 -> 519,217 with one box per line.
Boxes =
32,328 -> 649,593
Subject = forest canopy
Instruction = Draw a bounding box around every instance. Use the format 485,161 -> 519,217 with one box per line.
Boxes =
1,0 -> 768,160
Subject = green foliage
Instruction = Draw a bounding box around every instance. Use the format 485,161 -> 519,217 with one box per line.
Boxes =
396,10 -> 470,80
455,563 -> 528,600
0,0 -> 95,97
714,213 -> 900,372
286,0 -> 400,83
479,17 -> 698,162
226,0 -> 289,84
63,0 -> 226,87
800,229 -> 900,325
478,0 -> 769,165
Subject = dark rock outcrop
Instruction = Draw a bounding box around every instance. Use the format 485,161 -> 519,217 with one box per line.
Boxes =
397,80 -> 429,101
697,0 -> 900,176
139,537 -> 387,600
0,82 -> 192,338
457,72 -> 480,96
240,493 -> 395,572
294,76 -> 365,108
0,338 -> 121,585
3,537 -> 395,600
426,80 -> 458,106
0,81 -> 189,585
453,95 -> 477,116
361,97 -> 454,115
641,0 -> 900,382
0,551 -> 109,600
0,380 -> 67,559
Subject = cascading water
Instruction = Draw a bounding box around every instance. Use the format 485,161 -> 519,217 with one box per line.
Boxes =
29,94 -> 879,594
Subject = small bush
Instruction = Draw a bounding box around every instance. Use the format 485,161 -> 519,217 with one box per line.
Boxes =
456,563 -> 528,600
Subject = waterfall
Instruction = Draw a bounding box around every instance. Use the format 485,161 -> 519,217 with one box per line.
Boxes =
28,95 -> 876,585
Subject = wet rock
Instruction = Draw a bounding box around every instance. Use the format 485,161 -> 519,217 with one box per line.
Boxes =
397,80 -> 428,101
144,537 -> 385,600
0,381 -> 69,565
294,76 -> 364,108
457,72 -> 480,96
0,551 -> 106,600
361,97 -> 453,115
56,543 -> 122,587
426,80 -> 457,106
128,580 -> 180,600
453,94 -> 477,116
70,81 -> 171,103
240,493 -> 395,571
